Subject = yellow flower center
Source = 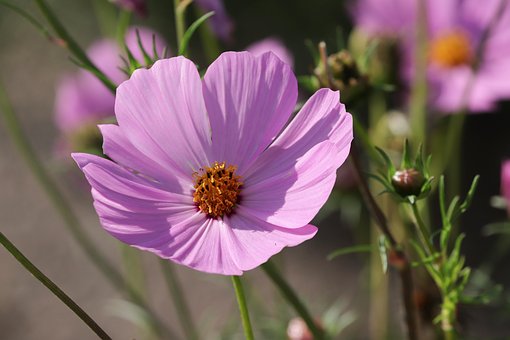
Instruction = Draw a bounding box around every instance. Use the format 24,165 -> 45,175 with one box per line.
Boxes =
193,162 -> 242,218
430,31 -> 472,68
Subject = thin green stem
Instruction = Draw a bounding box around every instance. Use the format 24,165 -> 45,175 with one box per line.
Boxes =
0,83 -> 178,340
0,81 -> 123,289
195,6 -> 221,62
441,298 -> 457,340
116,10 -> 132,48
231,276 -> 255,340
121,245 -> 146,300
410,202 -> 436,257
33,0 -> 116,92
261,261 -> 324,340
0,232 -> 112,340
160,260 -> 200,340
92,0 -> 118,38
409,0 -> 428,146
173,0 -> 188,52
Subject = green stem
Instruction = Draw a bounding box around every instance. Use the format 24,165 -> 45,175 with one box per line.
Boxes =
261,261 -> 324,340
0,83 -> 178,340
116,10 -> 132,48
121,245 -> 146,300
160,260 -> 200,340
195,6 -> 221,62
231,276 -> 255,340
410,202 -> 435,256
173,0 -> 187,51
0,81 -> 123,290
409,0 -> 428,146
441,299 -> 456,340
33,0 -> 116,93
0,232 -> 112,340
92,0 -> 118,38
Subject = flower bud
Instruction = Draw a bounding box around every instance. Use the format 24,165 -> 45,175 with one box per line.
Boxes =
314,50 -> 367,96
287,318 -> 314,340
391,168 -> 426,197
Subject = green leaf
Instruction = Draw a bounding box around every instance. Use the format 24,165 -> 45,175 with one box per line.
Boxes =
375,146 -> 395,174
401,139 -> 411,169
298,75 -> 320,92
327,245 -> 372,260
0,1 -> 53,41
482,222 -> 510,236
460,175 -> 480,213
135,29 -> 153,65
178,11 -> 215,56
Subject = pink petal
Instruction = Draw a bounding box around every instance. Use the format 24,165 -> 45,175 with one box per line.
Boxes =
203,51 -> 298,173
72,153 -> 195,238
99,124 -> 189,193
115,57 -> 212,179
265,88 -> 353,169
154,209 -> 316,275
241,142 -> 339,228
246,38 -> 294,68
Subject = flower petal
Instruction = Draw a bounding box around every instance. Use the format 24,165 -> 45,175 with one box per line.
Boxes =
241,141 -> 339,228
152,209 -> 316,275
99,124 -> 189,193
72,152 -> 195,232
223,210 -> 317,273
115,57 -> 212,178
203,51 -> 298,173
250,88 -> 353,176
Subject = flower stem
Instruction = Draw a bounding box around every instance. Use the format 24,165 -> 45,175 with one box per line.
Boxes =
160,260 -> 200,340
32,0 -> 116,93
410,202 -> 436,257
116,10 -> 132,48
261,261 -> 324,340
350,149 -> 418,340
0,232 -> 112,340
0,83 -> 178,340
409,0 -> 428,146
174,0 -> 190,52
231,276 -> 255,340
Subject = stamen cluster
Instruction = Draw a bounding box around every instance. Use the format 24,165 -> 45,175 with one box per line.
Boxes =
193,162 -> 242,218
430,31 -> 472,68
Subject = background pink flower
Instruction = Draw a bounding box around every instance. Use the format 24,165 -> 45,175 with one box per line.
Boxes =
73,52 -> 353,275
353,0 -> 510,112
246,38 -> 294,68
501,160 -> 510,214
54,27 -> 166,135
194,0 -> 234,42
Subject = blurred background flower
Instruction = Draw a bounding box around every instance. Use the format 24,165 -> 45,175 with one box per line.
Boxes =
54,26 -> 166,155
353,0 -> 510,112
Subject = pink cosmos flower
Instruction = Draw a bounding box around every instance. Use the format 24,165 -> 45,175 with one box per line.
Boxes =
73,51 -> 353,275
246,38 -> 294,68
353,0 -> 510,112
54,27 -> 166,150
194,0 -> 234,42
111,0 -> 147,16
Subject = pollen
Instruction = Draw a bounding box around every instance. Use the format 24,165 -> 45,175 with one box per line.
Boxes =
193,162 -> 242,218
430,30 -> 472,68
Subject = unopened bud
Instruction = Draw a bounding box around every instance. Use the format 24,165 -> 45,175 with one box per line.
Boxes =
314,50 -> 366,93
391,168 -> 425,197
